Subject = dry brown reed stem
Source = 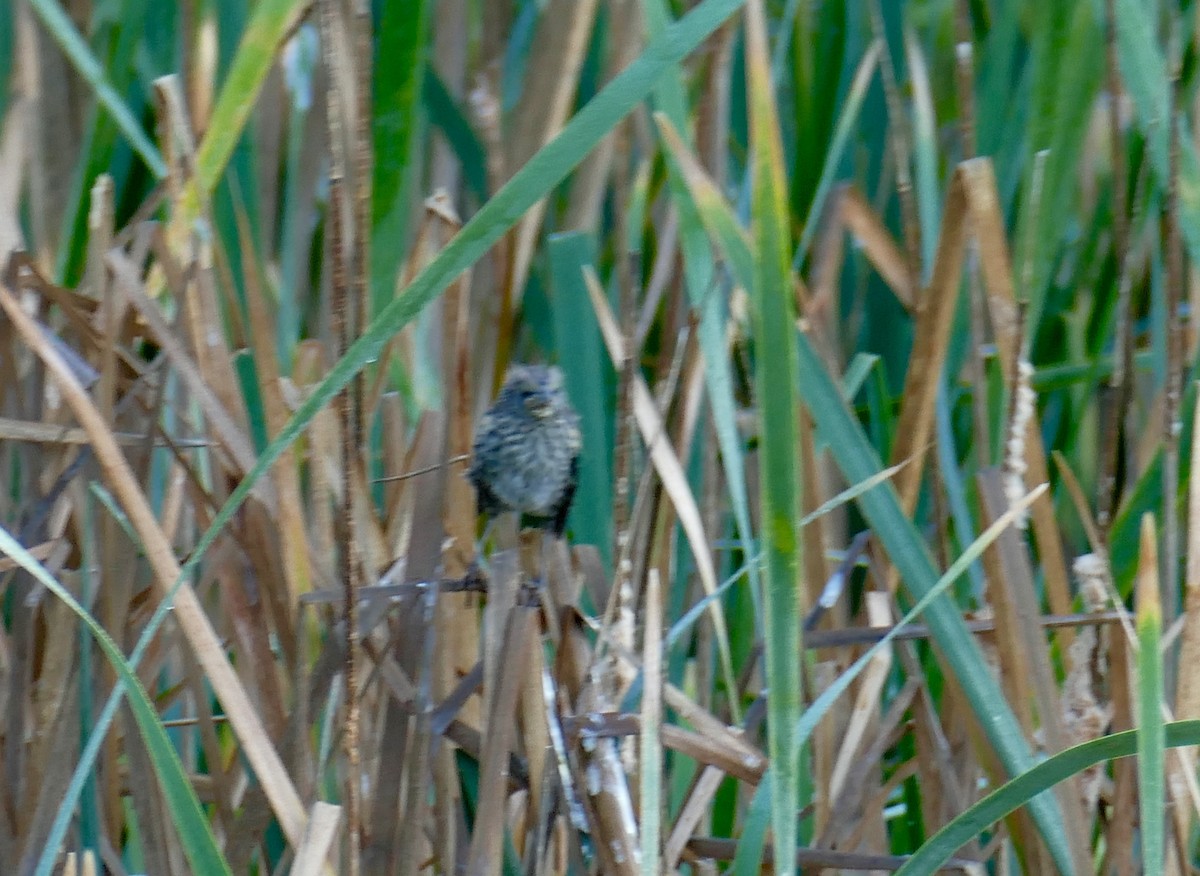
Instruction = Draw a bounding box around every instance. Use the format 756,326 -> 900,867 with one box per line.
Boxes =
948,6 -> 995,473
1107,617 -> 1137,874
1179,390 -> 1200,718
466,554 -> 536,876
958,159 -> 1074,644
835,184 -> 915,308
888,164 -> 968,518
977,471 -> 1093,870
0,280 -> 314,847
318,0 -> 361,869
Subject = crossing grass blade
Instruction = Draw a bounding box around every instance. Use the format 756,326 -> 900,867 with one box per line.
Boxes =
0,525 -> 232,876
893,720 -> 1200,875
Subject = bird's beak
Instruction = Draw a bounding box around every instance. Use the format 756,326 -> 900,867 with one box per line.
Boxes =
525,398 -> 552,418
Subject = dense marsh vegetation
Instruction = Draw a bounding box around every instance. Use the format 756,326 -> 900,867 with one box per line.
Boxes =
2,0 -> 1200,873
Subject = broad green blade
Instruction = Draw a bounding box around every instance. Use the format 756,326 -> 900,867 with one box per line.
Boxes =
745,3 -> 804,872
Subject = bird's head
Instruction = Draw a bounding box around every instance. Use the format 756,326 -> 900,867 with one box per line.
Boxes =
504,364 -> 564,420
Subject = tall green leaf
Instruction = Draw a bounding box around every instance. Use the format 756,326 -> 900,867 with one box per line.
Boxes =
746,3 -> 803,872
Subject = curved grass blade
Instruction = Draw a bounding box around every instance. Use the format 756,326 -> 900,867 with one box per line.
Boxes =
894,720 -> 1200,875
0,525 -> 231,876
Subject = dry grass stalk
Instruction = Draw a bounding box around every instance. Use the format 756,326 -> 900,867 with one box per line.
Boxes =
888,164 -> 969,515
977,469 -> 1093,870
0,275 -> 312,847
961,159 -> 1074,648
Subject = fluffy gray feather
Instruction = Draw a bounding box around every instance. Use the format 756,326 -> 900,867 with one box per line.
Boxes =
468,364 -> 582,535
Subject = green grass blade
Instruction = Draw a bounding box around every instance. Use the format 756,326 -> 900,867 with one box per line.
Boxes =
905,27 -> 939,277
791,39 -> 881,269
1114,0 -> 1200,265
76,492 -> 101,852
894,720 -> 1200,876
1020,1 -> 1102,325
424,68 -> 489,201
549,232 -> 613,565
0,525 -> 232,876
0,0 -> 12,122
746,3 -> 803,871
178,0 -> 309,220
26,0 -> 166,178
733,769 -> 774,876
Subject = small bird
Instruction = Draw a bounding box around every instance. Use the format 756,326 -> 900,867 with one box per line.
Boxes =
469,364 -> 582,536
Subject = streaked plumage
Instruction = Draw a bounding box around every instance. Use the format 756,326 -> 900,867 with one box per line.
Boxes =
468,364 -> 582,535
